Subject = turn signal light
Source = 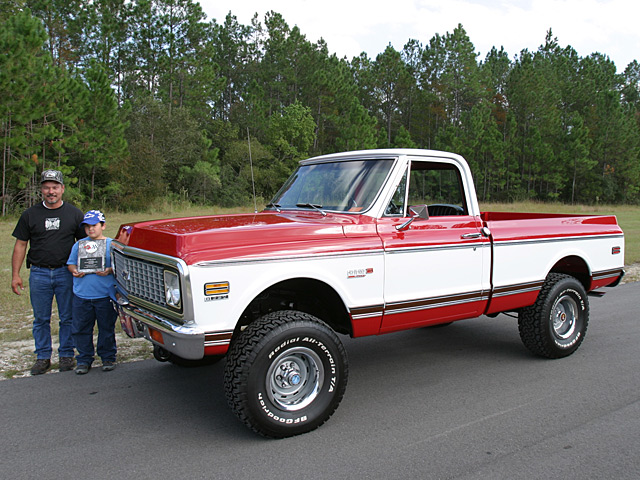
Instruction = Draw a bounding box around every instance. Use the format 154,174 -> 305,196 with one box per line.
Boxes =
205,281 -> 230,296
148,327 -> 164,345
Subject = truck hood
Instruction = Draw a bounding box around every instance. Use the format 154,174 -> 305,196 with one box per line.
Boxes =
115,211 -> 379,264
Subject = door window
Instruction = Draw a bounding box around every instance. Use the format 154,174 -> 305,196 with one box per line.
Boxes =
385,161 -> 467,217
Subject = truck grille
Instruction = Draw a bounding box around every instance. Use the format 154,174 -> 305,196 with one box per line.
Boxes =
113,250 -> 167,308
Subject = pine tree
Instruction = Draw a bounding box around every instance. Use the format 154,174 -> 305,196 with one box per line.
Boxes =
1,9 -> 73,211
372,45 -> 413,146
79,0 -> 130,103
75,60 -> 127,202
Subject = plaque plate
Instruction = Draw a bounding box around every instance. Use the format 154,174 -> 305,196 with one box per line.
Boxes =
78,239 -> 107,273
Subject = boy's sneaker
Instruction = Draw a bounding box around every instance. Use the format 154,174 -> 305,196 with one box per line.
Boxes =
102,361 -> 116,372
75,364 -> 91,375
59,357 -> 75,372
30,359 -> 51,375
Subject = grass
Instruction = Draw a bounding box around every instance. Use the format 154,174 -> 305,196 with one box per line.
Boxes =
1,201 -> 638,378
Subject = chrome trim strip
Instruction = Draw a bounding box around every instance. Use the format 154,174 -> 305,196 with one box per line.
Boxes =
350,304 -> 384,320
592,268 -> 625,280
299,152 -> 401,166
112,241 -> 186,268
491,286 -> 542,298
194,233 -> 621,267
196,249 -> 384,268
204,339 -> 232,347
491,280 -> 544,298
204,331 -> 233,347
385,290 -> 487,315
367,280 -> 544,318
384,242 -> 489,255
197,242 -> 489,268
194,229 -> 621,268
493,233 -> 624,247
350,312 -> 383,320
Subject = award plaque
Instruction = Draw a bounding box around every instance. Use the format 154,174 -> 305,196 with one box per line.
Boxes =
78,239 -> 107,273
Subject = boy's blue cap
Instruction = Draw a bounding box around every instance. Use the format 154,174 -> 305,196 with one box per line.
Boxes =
82,210 -> 106,225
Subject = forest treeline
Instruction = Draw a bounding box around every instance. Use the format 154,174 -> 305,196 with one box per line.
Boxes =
2,0 -> 640,215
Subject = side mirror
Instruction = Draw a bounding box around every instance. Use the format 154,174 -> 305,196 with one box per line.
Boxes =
408,204 -> 429,220
396,205 -> 429,231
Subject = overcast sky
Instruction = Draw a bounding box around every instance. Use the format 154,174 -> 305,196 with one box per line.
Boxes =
198,0 -> 639,72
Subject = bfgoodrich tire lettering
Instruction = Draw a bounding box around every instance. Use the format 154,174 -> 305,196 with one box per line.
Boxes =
224,310 -> 348,438
518,273 -> 589,359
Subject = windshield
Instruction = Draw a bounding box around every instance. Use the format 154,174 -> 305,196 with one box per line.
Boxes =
269,159 -> 395,213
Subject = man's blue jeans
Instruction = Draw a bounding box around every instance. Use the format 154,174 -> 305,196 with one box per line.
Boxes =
29,266 -> 75,359
72,295 -> 117,366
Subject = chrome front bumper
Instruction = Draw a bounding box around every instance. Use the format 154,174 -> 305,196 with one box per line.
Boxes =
117,303 -> 205,360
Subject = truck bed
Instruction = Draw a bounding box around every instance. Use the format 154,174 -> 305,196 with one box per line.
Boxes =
481,210 -> 619,224
479,210 -> 624,315
480,211 -> 622,241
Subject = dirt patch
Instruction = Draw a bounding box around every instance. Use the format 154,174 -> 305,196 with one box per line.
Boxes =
621,263 -> 640,283
0,332 -> 152,380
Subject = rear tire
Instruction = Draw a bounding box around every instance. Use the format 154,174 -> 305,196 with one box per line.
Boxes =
224,310 -> 348,438
518,273 -> 589,358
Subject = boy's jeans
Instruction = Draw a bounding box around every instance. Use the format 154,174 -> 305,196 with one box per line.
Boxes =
29,266 -> 75,359
72,296 -> 117,366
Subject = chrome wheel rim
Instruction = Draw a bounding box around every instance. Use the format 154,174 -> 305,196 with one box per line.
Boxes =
552,294 -> 578,340
266,347 -> 324,411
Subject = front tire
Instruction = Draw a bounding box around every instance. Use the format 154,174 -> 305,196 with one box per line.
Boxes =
224,310 -> 348,438
518,273 -> 589,358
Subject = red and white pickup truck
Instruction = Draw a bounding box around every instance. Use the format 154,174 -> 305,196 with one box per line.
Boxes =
113,149 -> 625,437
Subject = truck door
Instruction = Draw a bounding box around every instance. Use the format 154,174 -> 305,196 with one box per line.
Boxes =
376,159 -> 490,333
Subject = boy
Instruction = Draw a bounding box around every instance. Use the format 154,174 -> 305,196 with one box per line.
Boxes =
67,210 -> 117,374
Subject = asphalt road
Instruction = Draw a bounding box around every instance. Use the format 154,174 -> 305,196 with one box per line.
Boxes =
1,283 -> 639,480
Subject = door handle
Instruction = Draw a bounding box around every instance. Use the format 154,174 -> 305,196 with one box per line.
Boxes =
461,232 -> 481,239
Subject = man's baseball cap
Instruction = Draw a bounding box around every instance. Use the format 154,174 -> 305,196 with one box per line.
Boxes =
41,170 -> 64,185
82,210 -> 106,225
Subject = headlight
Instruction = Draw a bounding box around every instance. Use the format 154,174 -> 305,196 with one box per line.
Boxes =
163,270 -> 181,309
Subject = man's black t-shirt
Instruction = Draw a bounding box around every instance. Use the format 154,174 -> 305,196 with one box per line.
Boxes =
12,202 -> 85,268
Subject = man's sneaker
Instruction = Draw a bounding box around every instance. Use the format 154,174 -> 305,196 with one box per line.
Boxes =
59,357 -> 75,372
30,359 -> 51,375
102,361 -> 116,372
75,364 -> 91,375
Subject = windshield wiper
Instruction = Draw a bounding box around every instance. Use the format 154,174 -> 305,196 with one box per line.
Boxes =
265,203 -> 281,212
296,203 -> 327,216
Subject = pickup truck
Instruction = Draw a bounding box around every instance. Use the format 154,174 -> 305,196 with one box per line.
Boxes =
112,148 -> 625,438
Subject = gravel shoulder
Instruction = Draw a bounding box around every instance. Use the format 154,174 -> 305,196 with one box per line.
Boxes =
0,330 -> 153,380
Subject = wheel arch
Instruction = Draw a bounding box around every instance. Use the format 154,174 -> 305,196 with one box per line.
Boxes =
548,255 -> 591,291
233,277 -> 353,340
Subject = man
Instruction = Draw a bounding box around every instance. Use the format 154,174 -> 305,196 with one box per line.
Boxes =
11,170 -> 85,375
